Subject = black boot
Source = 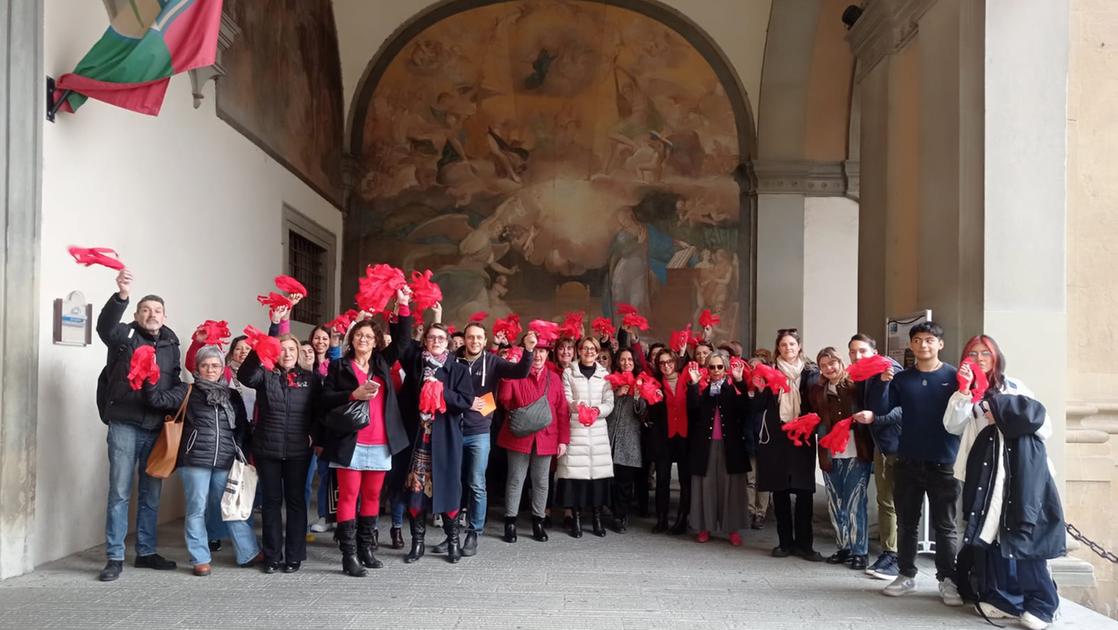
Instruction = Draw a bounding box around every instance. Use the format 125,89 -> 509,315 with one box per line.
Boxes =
444,515 -> 462,564
404,515 -> 426,564
390,526 -> 405,549
503,516 -> 518,543
614,514 -> 628,534
462,530 -> 478,557
335,520 -> 366,577
569,511 -> 583,538
591,508 -> 607,537
356,516 -> 383,569
668,511 -> 688,535
532,516 -> 548,542
652,512 -> 669,533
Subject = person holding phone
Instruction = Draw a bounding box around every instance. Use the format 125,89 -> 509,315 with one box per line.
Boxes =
319,318 -> 410,576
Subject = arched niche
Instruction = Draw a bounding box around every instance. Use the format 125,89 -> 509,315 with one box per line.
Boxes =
344,0 -> 759,344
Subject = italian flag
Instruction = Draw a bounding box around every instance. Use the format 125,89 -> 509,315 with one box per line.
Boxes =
55,0 -> 223,116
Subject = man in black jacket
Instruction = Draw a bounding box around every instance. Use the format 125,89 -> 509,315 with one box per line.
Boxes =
430,322 -> 535,557
95,268 -> 182,582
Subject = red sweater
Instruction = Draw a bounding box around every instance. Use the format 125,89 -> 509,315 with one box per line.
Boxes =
496,367 -> 570,455
662,374 -> 688,438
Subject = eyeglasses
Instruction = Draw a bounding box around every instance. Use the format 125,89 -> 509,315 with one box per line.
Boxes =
353,333 -> 377,341
426,335 -> 448,343
966,350 -> 993,358
708,364 -> 725,371
658,359 -> 675,366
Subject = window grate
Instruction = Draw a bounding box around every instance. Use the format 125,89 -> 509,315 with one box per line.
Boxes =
288,230 -> 326,325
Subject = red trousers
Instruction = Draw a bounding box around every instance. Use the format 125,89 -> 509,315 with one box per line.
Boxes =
335,468 -> 386,522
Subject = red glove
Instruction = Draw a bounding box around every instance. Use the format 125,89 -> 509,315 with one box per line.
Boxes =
577,404 -> 600,427
274,275 -> 307,296
419,379 -> 447,415
818,416 -> 855,455
68,246 -> 125,270
127,345 -> 160,390
781,413 -> 821,447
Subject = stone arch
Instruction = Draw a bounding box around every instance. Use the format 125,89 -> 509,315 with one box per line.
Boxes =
342,0 -> 761,345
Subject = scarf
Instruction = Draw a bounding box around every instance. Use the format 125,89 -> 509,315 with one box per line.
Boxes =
776,357 -> 805,423
709,377 -> 725,397
194,376 -> 237,429
419,350 -> 449,420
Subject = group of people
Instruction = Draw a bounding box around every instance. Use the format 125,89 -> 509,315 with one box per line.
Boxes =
94,268 -> 1063,629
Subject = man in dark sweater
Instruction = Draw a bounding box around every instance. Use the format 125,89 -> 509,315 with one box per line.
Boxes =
431,322 -> 536,557
868,321 -> 963,606
94,268 -> 182,582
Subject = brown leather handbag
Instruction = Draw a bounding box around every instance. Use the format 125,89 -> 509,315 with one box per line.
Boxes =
145,385 -> 191,479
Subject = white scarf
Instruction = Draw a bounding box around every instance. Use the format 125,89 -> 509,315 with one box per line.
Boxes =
776,357 -> 805,423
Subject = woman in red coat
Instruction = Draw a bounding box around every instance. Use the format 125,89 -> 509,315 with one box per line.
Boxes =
497,338 -> 570,543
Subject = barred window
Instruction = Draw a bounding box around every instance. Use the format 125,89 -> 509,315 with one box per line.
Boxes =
282,206 -> 336,327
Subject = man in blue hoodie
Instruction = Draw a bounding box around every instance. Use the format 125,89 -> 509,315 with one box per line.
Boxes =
848,333 -> 901,580
867,321 -> 963,606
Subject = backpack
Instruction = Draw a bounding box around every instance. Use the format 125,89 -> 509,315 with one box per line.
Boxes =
96,328 -> 136,424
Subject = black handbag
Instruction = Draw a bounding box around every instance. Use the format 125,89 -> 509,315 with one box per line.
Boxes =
507,376 -> 553,437
324,399 -> 370,434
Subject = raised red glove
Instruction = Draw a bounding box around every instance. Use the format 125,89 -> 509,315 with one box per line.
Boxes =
847,354 -> 893,382
494,314 -> 522,342
528,320 -> 561,346
68,246 -> 125,270
591,317 -> 616,339
274,275 -> 307,296
244,325 -> 282,371
196,320 -> 230,348
408,270 -> 442,311
355,264 -> 407,314
698,309 -> 720,329
622,313 -> 650,331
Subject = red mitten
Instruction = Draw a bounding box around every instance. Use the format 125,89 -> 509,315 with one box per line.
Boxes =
960,358 -> 989,402
528,320 -> 561,346
622,313 -> 650,331
355,264 -> 407,314
244,325 -> 282,371
327,309 -> 359,335
577,404 -> 600,427
408,270 -> 442,311
494,314 -> 522,342
469,311 -> 489,323
698,309 -> 720,329
605,371 -> 637,391
560,311 -> 585,339
617,303 -> 638,316
781,413 -> 821,447
670,326 -> 692,354
635,374 -> 664,404
68,246 -> 125,270
196,320 -> 231,348
503,346 -> 524,363
752,363 -> 790,395
591,317 -> 616,339
419,379 -> 446,415
257,292 -> 293,317
127,345 -> 160,390
847,354 -> 893,382
818,416 -> 855,455
274,275 -> 307,296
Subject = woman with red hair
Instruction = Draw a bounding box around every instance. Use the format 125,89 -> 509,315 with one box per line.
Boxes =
943,335 -> 1051,483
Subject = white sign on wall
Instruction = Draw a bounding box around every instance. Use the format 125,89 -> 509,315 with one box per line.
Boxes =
884,309 -> 932,370
53,291 -> 92,346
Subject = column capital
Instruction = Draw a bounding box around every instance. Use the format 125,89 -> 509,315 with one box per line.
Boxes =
847,0 -> 937,81
752,159 -> 856,197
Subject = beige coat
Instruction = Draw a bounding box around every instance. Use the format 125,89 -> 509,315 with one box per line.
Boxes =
556,363 -> 615,481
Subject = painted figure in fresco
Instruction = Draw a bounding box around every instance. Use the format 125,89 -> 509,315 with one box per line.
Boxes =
604,65 -> 666,177
603,205 -> 690,319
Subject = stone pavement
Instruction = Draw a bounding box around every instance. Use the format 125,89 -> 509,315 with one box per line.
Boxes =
1,505 -> 1114,630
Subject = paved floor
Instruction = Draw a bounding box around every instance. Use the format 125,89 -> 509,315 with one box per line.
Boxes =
1,504 -> 1114,630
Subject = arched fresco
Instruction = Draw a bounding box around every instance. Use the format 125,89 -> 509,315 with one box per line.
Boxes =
347,0 -> 753,339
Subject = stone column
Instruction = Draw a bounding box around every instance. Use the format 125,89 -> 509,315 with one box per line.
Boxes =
0,0 -> 43,580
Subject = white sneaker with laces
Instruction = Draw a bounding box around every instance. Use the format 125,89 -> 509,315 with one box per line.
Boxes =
938,578 -> 964,607
976,602 -> 1017,619
1020,612 -> 1050,630
882,575 -> 916,597
309,518 -> 332,533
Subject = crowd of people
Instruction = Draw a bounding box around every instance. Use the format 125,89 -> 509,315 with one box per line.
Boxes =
93,268 -> 1064,629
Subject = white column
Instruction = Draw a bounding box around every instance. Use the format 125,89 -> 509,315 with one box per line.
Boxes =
755,193 -> 805,347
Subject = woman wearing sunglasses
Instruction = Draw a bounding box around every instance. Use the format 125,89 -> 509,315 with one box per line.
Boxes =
685,351 -> 752,545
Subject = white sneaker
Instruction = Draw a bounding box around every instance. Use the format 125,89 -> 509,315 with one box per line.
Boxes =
1020,612 -> 1050,630
309,518 -> 332,533
976,602 -> 1017,619
882,575 -> 916,597
938,578 -> 964,606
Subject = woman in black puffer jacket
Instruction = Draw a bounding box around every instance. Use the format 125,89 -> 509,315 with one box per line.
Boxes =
144,345 -> 259,576
238,333 -> 321,574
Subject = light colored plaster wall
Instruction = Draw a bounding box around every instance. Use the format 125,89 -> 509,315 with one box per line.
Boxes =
334,0 -> 772,142
35,1 -> 343,566
1067,0 -> 1118,403
803,196 -> 858,356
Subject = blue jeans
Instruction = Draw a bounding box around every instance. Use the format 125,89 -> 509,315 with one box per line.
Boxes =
824,457 -> 873,556
391,499 -> 405,528
105,422 -> 162,561
304,453 -> 331,519
461,433 -> 491,533
179,466 -> 260,566
205,489 -> 228,541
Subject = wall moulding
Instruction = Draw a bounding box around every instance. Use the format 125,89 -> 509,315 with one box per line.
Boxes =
753,159 -> 855,197
847,0 -> 937,82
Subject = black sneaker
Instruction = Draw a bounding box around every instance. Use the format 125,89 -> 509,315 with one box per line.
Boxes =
98,560 -> 123,582
208,539 -> 222,552
134,554 -> 176,570
850,555 -> 868,571
261,562 -> 280,574
282,561 -> 301,573
826,549 -> 852,564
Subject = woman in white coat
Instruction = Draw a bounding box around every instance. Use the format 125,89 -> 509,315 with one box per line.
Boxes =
555,337 -> 616,538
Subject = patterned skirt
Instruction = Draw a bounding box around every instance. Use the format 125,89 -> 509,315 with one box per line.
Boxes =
404,415 -> 434,514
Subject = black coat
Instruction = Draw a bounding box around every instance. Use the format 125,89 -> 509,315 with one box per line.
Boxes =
96,294 -> 182,430
319,354 -> 409,467
686,381 -> 752,476
390,313 -> 474,514
237,350 -> 320,461
749,365 -> 820,492
962,394 -> 1066,561
145,382 -> 248,470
